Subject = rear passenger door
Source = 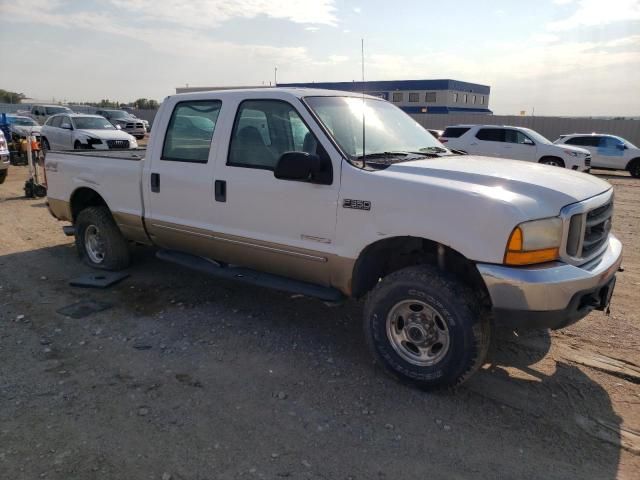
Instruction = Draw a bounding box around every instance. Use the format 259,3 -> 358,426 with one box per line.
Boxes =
473,128 -> 505,157
211,98 -> 340,286
143,98 -> 225,255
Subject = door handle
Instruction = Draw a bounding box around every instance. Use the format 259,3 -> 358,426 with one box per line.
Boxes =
215,180 -> 226,202
151,173 -> 160,192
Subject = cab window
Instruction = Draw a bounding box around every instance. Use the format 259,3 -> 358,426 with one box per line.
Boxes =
476,128 -> 504,142
228,100 -> 320,170
161,100 -> 222,163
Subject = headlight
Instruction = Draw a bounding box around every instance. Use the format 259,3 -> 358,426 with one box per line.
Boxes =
563,150 -> 579,157
504,217 -> 562,265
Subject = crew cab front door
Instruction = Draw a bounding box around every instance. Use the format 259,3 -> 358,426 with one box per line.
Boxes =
211,98 -> 340,286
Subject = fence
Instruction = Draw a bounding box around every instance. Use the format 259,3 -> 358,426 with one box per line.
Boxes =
410,114 -> 640,146
2,103 -> 638,144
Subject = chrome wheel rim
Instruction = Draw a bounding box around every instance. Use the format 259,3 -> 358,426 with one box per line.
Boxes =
386,299 -> 450,367
84,225 -> 105,264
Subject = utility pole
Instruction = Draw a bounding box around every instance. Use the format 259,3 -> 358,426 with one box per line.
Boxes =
274,67 -> 278,87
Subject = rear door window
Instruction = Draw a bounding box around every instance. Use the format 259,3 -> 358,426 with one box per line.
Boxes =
442,127 -> 470,138
565,136 -> 599,147
49,116 -> 62,128
476,128 -> 505,142
161,100 -> 222,163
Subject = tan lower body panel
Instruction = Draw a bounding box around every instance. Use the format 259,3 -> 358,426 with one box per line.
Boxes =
146,220 -> 355,295
47,198 -> 72,222
112,211 -> 152,245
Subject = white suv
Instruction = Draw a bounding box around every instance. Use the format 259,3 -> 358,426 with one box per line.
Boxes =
441,125 -> 591,171
554,134 -> 640,178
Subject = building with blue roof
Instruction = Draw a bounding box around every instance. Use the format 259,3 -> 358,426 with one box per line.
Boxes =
279,79 -> 492,114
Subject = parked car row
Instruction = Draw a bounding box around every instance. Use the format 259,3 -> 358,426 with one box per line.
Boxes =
41,114 -> 139,151
439,124 -> 640,177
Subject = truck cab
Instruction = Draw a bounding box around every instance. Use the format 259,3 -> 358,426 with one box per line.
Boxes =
44,88 -> 623,390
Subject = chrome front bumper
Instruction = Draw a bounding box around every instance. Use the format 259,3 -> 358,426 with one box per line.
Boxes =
477,234 -> 622,329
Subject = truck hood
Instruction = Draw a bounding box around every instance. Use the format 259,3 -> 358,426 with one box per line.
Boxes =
76,129 -> 133,141
383,155 -> 611,215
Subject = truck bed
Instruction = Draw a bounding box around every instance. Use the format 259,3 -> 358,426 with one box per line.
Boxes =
45,149 -> 146,224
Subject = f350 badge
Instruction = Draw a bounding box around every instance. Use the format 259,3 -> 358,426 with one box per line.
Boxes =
343,199 -> 371,211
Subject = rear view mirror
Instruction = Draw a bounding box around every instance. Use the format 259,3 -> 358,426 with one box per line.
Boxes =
274,152 -> 320,181
61,122 -> 72,130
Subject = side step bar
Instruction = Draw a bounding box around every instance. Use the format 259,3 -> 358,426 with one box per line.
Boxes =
156,249 -> 344,302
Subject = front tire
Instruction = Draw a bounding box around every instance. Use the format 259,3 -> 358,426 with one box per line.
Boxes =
75,206 -> 130,270
364,265 -> 490,390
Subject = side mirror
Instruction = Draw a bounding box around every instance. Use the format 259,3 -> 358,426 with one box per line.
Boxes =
274,152 -> 320,181
523,138 -> 535,145
616,143 -> 626,150
115,124 -> 122,130
61,122 -> 72,130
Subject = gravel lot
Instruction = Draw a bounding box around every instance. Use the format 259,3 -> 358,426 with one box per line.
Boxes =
1,164 -> 639,480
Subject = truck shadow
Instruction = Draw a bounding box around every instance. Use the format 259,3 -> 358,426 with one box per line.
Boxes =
0,243 -> 624,479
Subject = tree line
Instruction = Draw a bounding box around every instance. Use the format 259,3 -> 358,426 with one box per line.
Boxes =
1,89 -> 160,110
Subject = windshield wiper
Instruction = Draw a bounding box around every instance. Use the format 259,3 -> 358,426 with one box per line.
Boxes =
356,151 -> 410,159
413,146 -> 450,154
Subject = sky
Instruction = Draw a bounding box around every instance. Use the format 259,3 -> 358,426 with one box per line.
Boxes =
0,0 -> 639,116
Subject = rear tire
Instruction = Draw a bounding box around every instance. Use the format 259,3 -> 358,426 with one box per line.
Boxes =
628,159 -> 640,178
0,170 -> 7,185
539,157 -> 565,168
42,138 -> 50,151
363,265 -> 490,390
75,206 -> 130,270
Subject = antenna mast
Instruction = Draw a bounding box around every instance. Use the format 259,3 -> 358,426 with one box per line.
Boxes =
361,38 -> 366,166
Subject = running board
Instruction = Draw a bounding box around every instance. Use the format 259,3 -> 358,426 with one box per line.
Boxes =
156,249 -> 344,302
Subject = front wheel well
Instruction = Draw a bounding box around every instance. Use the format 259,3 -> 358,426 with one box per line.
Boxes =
539,156 -> 565,167
626,157 -> 640,170
70,187 -> 108,221
350,236 -> 490,305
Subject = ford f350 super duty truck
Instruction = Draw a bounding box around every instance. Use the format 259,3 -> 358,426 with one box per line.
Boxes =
44,88 -> 622,389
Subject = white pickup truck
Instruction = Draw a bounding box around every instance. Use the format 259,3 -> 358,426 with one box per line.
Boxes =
44,88 -> 623,389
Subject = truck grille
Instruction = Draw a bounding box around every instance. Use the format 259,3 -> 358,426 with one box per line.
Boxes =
566,199 -> 613,259
107,140 -> 130,149
124,122 -> 144,129
585,156 -> 591,167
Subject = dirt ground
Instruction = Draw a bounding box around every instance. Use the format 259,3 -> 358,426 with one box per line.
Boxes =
0,163 -> 638,480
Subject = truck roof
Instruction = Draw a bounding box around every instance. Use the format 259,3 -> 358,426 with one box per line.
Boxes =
169,87 -> 381,101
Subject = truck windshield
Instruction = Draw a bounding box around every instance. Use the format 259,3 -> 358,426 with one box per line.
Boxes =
104,110 -> 132,119
45,106 -> 72,115
304,96 -> 447,162
73,117 -> 115,130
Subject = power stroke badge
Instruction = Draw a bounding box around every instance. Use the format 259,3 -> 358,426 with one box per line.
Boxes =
343,199 -> 371,211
